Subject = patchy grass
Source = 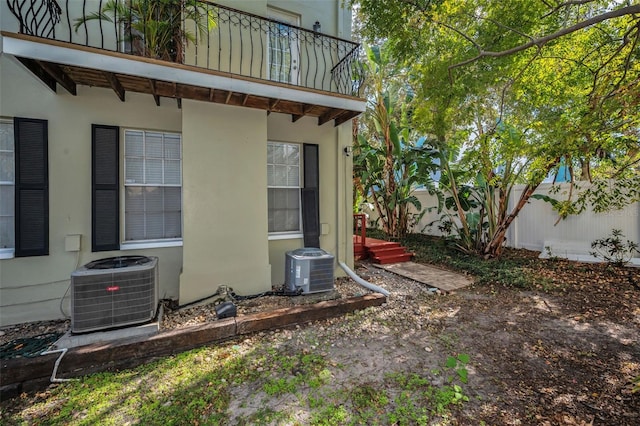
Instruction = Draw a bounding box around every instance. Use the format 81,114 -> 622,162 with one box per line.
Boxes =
1,339 -> 469,425
3,344 -> 257,425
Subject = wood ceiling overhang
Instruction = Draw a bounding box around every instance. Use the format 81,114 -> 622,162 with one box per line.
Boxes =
3,33 -> 364,127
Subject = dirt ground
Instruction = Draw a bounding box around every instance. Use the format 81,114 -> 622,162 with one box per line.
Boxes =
349,257 -> 640,424
2,251 -> 639,425
221,255 -> 640,425
189,254 -> 640,424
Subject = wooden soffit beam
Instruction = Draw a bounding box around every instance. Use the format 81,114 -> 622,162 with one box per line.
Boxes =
36,60 -> 76,95
334,111 -> 360,127
318,108 -> 344,126
103,71 -> 125,102
148,79 -> 161,106
16,57 -> 56,92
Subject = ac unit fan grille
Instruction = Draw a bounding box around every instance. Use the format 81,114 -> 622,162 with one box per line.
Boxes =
308,258 -> 334,292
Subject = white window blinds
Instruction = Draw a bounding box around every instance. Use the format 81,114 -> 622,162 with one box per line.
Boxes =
0,121 -> 14,249
124,130 -> 182,241
267,142 -> 301,233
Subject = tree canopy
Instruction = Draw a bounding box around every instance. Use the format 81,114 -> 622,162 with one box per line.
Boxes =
353,0 -> 639,256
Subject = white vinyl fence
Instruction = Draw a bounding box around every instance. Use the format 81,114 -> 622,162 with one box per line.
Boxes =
366,182 -> 640,255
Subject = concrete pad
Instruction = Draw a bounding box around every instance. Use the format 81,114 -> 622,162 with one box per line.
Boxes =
373,262 -> 473,292
52,322 -> 159,350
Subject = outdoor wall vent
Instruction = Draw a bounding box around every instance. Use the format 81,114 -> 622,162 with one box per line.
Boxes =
71,256 -> 158,333
285,248 -> 334,294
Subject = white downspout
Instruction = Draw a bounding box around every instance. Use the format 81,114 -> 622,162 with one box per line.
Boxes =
335,121 -> 390,296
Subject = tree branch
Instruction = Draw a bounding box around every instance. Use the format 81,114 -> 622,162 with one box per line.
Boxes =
541,0 -> 597,19
590,23 -> 640,101
449,5 -> 640,71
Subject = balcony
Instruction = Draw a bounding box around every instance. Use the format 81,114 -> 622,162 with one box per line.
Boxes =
2,0 -> 365,125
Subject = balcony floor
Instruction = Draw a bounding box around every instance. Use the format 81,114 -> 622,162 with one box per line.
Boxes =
2,32 -> 364,126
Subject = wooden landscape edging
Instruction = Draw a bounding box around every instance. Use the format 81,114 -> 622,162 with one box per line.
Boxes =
0,293 -> 385,400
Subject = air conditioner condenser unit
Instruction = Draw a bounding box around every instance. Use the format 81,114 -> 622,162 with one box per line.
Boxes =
71,256 -> 159,333
285,248 -> 334,294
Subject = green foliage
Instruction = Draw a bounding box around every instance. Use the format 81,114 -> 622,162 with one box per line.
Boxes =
238,407 -> 293,425
74,0 -> 215,62
575,177 -> 640,215
350,384 -> 390,422
354,0 -> 640,257
445,353 -> 470,385
261,350 -> 329,396
310,404 -> 349,426
3,331 -> 474,425
384,354 -> 470,423
533,177 -> 640,221
388,391 -> 430,425
387,231 -> 539,288
590,229 -> 639,266
354,43 -> 439,239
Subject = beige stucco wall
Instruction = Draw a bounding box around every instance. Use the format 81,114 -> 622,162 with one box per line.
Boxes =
0,0 -> 356,325
179,101 -> 272,302
270,0 -> 351,38
0,53 -> 183,326
179,106 -> 354,296
266,113 -> 353,286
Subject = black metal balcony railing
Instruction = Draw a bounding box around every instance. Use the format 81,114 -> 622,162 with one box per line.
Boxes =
6,0 -> 364,97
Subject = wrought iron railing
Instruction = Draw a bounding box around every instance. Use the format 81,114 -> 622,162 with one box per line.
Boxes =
5,0 -> 364,97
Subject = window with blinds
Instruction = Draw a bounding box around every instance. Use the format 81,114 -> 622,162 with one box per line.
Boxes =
0,120 -> 14,251
267,141 -> 301,233
124,130 -> 182,241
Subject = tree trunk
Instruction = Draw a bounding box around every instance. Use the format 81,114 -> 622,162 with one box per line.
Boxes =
483,183 -> 538,257
579,158 -> 591,181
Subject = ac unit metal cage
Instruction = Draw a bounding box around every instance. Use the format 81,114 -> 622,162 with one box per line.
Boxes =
71,256 -> 158,333
285,248 -> 334,294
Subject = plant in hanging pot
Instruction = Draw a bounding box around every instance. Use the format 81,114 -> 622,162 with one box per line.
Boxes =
74,0 -> 215,62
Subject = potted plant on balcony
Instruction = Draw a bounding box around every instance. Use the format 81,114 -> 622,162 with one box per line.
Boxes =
74,0 -> 215,62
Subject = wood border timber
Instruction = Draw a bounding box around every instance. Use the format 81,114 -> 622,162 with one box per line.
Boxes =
0,294 -> 386,400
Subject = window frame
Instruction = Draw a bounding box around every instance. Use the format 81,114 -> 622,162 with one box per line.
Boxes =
267,140 -> 303,238
122,128 -> 183,245
0,118 -> 14,258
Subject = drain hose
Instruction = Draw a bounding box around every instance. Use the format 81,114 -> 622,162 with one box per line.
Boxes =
338,262 -> 390,296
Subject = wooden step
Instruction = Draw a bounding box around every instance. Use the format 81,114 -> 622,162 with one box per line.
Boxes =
373,253 -> 413,264
367,246 -> 407,257
365,240 -> 400,251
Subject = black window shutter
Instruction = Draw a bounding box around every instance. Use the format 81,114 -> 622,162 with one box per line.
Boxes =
14,117 -> 49,257
302,144 -> 320,248
92,125 -> 120,252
